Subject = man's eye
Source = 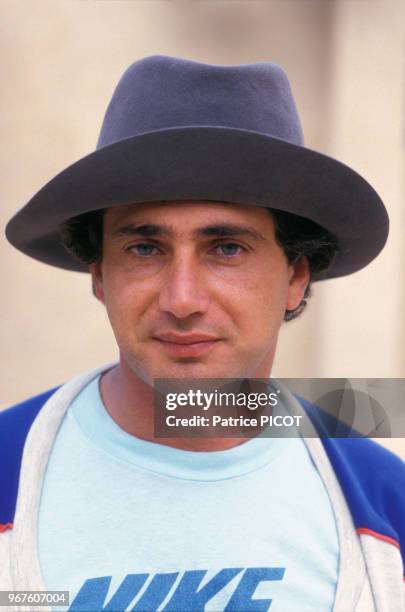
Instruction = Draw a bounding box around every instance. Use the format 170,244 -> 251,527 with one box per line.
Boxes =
130,244 -> 159,257
214,243 -> 244,257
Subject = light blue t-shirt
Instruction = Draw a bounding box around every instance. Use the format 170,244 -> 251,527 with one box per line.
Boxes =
38,376 -> 339,611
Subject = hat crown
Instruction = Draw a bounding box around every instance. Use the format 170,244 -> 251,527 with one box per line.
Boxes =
97,55 -> 304,149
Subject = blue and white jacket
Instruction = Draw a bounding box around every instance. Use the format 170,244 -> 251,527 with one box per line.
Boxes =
0,365 -> 404,611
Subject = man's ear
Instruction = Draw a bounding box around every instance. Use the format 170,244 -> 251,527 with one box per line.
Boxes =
286,256 -> 310,311
89,262 -> 105,304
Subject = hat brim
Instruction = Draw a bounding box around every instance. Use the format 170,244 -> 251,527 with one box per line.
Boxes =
5,127 -> 388,279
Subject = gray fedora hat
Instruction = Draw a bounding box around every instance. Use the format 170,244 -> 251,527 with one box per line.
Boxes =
5,55 -> 388,278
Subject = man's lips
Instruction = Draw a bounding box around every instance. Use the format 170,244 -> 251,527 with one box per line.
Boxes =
154,332 -> 220,344
153,332 -> 221,357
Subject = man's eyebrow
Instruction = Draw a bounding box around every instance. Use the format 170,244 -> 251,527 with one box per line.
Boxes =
112,224 -> 173,238
112,223 -> 266,241
196,224 -> 266,241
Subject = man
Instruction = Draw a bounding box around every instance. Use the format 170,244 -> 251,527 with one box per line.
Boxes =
1,56 -> 404,611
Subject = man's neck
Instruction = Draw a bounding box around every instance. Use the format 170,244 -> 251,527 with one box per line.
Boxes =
99,363 -> 254,452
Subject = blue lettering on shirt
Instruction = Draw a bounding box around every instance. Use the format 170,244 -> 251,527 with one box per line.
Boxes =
68,567 -> 285,612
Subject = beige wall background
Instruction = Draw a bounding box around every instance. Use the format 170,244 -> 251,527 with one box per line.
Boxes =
1,1 -> 404,455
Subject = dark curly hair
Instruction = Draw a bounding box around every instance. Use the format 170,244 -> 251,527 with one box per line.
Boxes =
269,209 -> 338,320
60,206 -> 338,321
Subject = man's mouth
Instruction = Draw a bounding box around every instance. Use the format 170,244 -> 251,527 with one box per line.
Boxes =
153,332 -> 221,358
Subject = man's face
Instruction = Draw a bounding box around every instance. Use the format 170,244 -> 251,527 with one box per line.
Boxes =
90,201 -> 309,383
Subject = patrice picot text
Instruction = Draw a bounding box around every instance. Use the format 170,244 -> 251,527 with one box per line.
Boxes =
161,388 -> 302,430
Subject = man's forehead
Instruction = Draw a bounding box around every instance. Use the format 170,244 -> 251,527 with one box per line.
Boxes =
103,200 -> 274,231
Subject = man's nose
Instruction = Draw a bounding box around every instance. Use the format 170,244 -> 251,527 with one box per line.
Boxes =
158,253 -> 210,319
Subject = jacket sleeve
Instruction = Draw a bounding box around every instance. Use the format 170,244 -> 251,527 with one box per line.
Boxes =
0,388 -> 60,531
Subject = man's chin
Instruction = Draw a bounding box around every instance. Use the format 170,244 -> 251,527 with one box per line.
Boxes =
123,347 -> 266,385
154,361 -> 226,380
148,360 -> 255,384
127,357 -> 233,383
